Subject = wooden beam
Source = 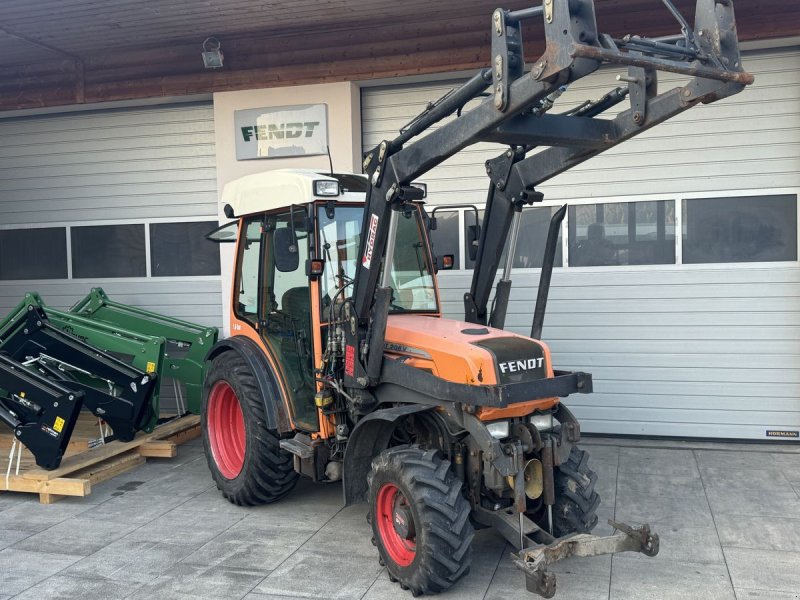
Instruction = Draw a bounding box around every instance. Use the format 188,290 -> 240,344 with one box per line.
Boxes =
21,415 -> 200,481
2,474 -> 90,497
138,441 -> 177,458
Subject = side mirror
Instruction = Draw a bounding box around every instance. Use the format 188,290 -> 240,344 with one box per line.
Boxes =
274,227 -> 299,272
467,224 -> 481,261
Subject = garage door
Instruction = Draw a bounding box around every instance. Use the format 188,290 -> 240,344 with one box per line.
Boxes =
0,102 -> 222,330
361,48 -> 800,440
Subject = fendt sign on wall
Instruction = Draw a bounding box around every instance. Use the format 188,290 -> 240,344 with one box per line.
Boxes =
234,103 -> 328,160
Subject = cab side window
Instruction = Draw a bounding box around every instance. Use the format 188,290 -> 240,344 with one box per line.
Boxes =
236,216 -> 263,322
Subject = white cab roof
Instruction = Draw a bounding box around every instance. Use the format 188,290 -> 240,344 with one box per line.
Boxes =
222,169 -> 366,217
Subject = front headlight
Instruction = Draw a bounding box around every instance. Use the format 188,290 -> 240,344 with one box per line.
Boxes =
486,421 -> 510,439
530,413 -> 554,432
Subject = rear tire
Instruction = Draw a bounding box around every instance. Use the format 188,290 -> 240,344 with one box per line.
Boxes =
551,446 -> 600,536
201,351 -> 298,505
368,446 -> 474,596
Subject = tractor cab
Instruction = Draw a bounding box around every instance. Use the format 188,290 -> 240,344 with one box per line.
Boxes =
219,169 -> 440,433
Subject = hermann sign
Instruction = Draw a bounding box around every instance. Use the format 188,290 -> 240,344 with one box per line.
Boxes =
234,104 -> 328,160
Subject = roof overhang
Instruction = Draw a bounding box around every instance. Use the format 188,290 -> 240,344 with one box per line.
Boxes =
0,0 -> 798,113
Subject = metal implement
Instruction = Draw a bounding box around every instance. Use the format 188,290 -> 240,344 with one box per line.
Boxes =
0,353 -> 83,470
1,292 -> 168,433
513,520 -> 660,598
71,288 -> 218,414
0,290 -> 218,470
0,303 -> 158,444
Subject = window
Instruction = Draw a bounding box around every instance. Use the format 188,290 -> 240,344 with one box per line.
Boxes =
462,206 -> 562,269
71,224 -> 146,278
682,195 -> 797,264
514,207 -> 563,269
429,210 -> 460,269
390,209 -> 438,311
266,212 -> 309,313
150,221 -> 221,277
317,206 -> 438,315
236,217 -> 263,320
568,200 -> 675,266
0,227 -> 68,280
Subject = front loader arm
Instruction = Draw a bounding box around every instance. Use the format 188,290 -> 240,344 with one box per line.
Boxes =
344,0 -> 752,389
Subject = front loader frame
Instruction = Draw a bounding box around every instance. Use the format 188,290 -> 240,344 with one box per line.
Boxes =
71,288 -> 218,414
343,0 -> 752,390
0,290 -> 218,470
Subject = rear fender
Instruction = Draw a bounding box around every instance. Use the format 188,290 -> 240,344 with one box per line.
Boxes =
343,404 -> 433,505
205,336 -> 292,433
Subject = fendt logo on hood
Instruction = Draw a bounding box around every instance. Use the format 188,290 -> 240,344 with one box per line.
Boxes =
498,357 -> 545,374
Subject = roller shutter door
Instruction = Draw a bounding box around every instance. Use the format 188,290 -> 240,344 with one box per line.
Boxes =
0,102 -> 222,330
361,47 -> 800,440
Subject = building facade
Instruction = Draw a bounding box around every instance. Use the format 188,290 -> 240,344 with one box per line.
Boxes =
0,44 -> 797,440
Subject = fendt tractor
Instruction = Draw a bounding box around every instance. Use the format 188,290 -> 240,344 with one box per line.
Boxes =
0,0 -> 752,597
201,1 -> 752,596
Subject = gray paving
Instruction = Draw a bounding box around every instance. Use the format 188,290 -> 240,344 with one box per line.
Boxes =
0,438 -> 799,599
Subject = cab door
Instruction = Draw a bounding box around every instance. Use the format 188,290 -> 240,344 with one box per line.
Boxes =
236,210 -> 318,431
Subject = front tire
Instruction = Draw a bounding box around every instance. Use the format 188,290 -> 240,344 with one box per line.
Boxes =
551,446 -> 600,536
201,351 -> 298,505
368,446 -> 474,596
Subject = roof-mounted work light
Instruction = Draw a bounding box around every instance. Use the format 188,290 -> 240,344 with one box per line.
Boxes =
314,180 -> 340,197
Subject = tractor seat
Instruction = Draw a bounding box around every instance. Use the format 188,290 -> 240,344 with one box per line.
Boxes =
281,287 -> 310,324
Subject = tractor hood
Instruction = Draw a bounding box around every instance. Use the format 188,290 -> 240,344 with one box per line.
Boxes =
383,315 -> 553,387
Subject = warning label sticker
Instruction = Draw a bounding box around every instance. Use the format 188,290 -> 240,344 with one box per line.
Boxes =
146,361 -> 156,373
53,416 -> 65,433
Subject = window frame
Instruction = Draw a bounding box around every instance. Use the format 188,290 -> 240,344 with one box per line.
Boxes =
436,187 -> 800,273
0,215 -> 223,283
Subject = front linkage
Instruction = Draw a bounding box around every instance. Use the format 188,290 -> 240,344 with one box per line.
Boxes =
466,403 -> 659,598
514,521 -> 659,597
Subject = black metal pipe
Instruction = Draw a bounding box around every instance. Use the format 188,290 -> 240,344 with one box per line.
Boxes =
391,69 -> 492,151
490,280 -> 512,330
506,5 -> 543,22
616,35 -> 699,60
531,204 -> 566,340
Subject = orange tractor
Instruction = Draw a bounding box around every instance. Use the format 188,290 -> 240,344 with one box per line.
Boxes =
200,1 -> 752,596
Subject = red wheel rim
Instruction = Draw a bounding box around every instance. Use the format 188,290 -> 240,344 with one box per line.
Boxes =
207,381 -> 246,479
376,483 -> 417,567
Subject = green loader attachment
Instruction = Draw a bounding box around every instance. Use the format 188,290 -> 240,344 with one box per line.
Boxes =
0,289 -> 217,470
71,288 -> 217,415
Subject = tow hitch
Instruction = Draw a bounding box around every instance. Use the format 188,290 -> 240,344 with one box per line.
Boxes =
513,520 -> 660,598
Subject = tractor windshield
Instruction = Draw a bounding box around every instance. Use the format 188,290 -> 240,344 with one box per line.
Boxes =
317,205 -> 438,317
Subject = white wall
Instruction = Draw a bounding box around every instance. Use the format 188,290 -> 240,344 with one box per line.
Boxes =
212,81 -> 362,334
0,102 -> 222,328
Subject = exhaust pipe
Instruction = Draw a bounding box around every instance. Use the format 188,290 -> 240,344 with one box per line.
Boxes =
530,205 -> 566,340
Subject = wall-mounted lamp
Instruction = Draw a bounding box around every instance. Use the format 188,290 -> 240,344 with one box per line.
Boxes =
202,37 -> 224,69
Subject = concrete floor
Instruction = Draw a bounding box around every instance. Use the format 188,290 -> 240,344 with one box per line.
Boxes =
1,438 -> 800,599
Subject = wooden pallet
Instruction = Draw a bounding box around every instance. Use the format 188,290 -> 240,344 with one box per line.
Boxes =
0,414 -> 201,504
